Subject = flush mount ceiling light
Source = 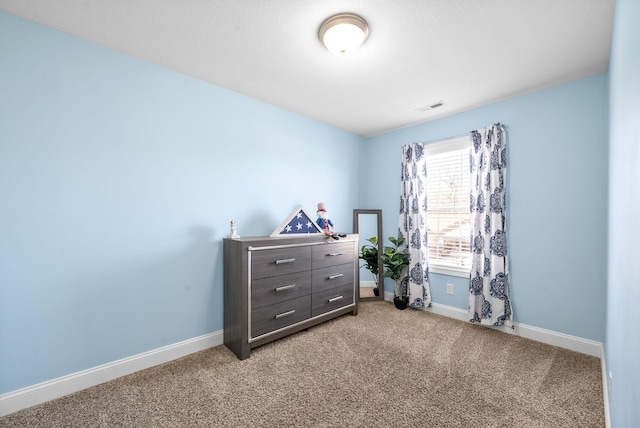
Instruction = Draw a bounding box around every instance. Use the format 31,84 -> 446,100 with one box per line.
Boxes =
319,13 -> 369,58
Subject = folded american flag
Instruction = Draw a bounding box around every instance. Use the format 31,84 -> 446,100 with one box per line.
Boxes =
271,206 -> 323,237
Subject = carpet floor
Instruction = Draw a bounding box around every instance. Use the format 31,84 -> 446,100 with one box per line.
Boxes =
0,301 -> 604,427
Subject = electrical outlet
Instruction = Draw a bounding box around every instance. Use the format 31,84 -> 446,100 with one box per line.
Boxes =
446,283 -> 454,295
608,371 -> 613,401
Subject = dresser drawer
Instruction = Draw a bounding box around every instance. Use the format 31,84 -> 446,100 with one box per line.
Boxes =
312,283 -> 354,317
312,241 -> 355,269
251,295 -> 311,338
251,271 -> 311,309
251,246 -> 312,280
312,263 -> 354,292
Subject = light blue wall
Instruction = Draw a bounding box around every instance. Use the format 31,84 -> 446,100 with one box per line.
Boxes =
0,8 -> 615,401
607,0 -> 640,425
0,12 -> 365,394
367,74 -> 609,342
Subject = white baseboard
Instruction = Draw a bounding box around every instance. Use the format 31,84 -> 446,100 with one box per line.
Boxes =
601,349 -> 611,428
383,292 -> 602,357
0,330 -> 223,417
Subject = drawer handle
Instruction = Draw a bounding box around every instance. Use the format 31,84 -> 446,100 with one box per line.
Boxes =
275,310 -> 296,319
327,252 -> 344,257
275,258 -> 296,265
327,274 -> 344,280
275,284 -> 296,292
328,296 -> 344,303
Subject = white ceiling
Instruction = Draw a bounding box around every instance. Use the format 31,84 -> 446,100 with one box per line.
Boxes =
0,0 -> 615,137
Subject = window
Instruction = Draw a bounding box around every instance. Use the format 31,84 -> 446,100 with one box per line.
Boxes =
424,136 -> 471,277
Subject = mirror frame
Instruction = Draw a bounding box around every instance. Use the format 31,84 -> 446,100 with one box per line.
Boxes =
353,209 -> 383,301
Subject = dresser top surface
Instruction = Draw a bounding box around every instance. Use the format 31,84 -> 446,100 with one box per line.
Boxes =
224,234 -> 357,246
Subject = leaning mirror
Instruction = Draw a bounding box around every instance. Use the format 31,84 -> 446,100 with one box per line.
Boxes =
353,209 -> 383,301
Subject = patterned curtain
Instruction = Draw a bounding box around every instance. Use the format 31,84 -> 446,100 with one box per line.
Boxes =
398,143 -> 431,308
468,123 -> 512,327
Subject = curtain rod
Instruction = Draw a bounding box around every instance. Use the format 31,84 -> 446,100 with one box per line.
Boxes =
414,123 -> 507,145
414,132 -> 469,146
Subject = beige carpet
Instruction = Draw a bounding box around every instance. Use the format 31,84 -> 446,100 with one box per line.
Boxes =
0,301 -> 604,427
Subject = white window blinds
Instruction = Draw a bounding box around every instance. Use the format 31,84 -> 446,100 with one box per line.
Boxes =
424,136 -> 471,275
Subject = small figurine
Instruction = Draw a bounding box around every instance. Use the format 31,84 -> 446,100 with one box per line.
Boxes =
229,220 -> 240,239
316,202 -> 346,240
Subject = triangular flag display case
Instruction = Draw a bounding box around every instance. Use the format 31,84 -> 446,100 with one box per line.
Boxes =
270,206 -> 323,237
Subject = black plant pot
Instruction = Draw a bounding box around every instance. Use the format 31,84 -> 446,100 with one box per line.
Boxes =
373,288 -> 379,297
393,296 -> 409,310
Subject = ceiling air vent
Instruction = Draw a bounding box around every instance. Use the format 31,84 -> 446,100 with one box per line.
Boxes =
415,101 -> 445,112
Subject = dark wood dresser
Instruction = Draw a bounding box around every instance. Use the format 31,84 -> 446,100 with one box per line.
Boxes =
223,234 -> 358,359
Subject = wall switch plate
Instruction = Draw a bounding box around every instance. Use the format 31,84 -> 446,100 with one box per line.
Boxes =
446,283 -> 454,295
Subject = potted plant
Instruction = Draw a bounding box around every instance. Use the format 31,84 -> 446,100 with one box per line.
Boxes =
381,236 -> 410,310
359,237 -> 380,296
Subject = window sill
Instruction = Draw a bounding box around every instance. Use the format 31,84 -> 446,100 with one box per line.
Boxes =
428,265 -> 470,278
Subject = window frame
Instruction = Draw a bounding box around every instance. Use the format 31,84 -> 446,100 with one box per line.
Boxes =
423,135 -> 471,278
